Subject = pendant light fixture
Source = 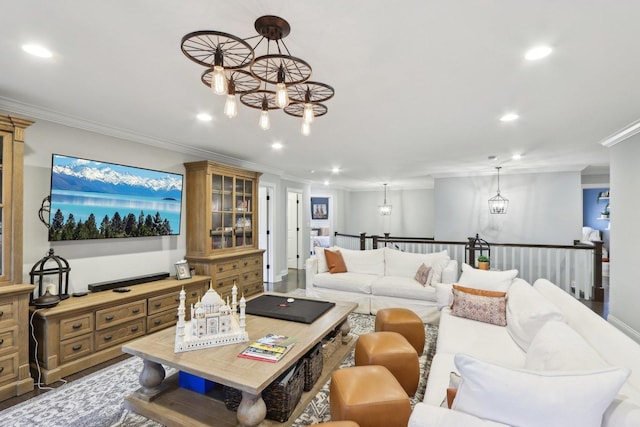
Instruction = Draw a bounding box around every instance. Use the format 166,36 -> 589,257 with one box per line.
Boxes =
488,167 -> 509,214
181,15 -> 334,132
378,184 -> 392,216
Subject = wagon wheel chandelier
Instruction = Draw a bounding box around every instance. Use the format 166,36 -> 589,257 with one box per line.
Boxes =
181,15 -> 334,135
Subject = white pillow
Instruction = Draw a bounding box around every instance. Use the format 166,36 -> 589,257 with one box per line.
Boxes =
316,247 -> 337,273
453,353 -> 630,427
338,247 -> 385,275
457,263 -> 517,292
385,248 -> 450,282
526,320 -> 608,372
506,279 -> 565,351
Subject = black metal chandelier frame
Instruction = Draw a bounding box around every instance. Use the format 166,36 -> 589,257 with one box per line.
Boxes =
181,15 -> 334,131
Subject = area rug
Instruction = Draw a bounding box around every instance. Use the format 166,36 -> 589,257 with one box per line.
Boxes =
0,313 -> 437,427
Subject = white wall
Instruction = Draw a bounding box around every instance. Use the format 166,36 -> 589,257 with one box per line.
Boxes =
607,136 -> 640,341
435,172 -> 582,244
344,188 -> 435,237
22,119 -> 204,294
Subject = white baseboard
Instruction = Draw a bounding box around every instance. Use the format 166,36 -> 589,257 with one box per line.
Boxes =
608,314 -> 640,344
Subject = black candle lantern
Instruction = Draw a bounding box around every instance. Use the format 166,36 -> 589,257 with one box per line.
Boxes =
30,249 -> 71,308
465,234 -> 491,268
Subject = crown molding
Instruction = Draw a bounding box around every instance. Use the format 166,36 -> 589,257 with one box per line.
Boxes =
599,118 -> 640,148
0,96 -> 284,177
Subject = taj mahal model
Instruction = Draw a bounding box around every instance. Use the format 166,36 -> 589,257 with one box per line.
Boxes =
174,281 -> 249,353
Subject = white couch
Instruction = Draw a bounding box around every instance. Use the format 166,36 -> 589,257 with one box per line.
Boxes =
409,272 -> 640,427
305,247 -> 458,323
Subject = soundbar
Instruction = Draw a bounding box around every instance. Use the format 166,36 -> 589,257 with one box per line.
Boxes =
88,272 -> 171,293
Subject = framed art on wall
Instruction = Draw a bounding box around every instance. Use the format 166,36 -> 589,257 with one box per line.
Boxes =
311,197 -> 329,220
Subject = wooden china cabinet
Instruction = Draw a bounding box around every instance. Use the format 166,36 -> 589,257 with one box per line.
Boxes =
184,161 -> 264,300
0,114 -> 35,400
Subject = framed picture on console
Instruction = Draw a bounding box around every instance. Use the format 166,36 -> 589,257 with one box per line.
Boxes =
175,260 -> 192,280
311,197 -> 329,220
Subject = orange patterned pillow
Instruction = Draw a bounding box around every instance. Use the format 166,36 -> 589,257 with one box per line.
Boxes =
324,249 -> 347,274
453,284 -> 507,298
451,285 -> 507,326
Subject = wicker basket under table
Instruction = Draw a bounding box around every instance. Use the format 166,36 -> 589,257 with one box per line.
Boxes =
224,359 -> 305,422
303,342 -> 323,391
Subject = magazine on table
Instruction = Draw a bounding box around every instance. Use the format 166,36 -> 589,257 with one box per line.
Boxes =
237,334 -> 297,362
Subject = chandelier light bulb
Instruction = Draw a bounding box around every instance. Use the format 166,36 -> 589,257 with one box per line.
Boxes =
303,103 -> 315,124
259,109 -> 270,130
211,65 -> 228,95
275,83 -> 289,108
301,121 -> 311,136
224,95 -> 237,118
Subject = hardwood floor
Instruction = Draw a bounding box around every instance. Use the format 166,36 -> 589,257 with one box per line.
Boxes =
2,268 -> 606,412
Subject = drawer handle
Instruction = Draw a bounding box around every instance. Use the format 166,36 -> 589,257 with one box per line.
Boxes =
244,261 -> 248,266
72,344 -> 82,351
243,275 -> 249,280
0,367 -> 3,373
105,315 -> 114,321
218,267 -> 223,272
154,302 -> 162,308
104,335 -> 112,341
72,323 -> 83,329
132,308 -> 140,314
0,311 -> 3,318
233,265 -> 237,269
254,272 -> 259,277
131,326 -> 139,332
154,319 -> 162,325
0,338 -> 3,346
174,297 -> 180,302
217,282 -> 224,288
190,292 -> 198,297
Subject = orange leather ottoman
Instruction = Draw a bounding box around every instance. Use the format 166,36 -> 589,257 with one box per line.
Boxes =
330,365 -> 410,427
375,308 -> 425,354
355,331 -> 420,395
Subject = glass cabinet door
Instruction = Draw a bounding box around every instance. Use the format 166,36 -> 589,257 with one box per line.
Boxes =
211,173 -> 234,249
0,136 -> 4,277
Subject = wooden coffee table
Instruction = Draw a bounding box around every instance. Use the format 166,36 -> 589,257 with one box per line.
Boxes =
122,294 -> 357,427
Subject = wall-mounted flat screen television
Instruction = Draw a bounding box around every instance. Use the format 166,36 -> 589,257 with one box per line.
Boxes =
48,154 -> 183,241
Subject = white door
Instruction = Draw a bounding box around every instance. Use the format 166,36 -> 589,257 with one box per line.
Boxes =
287,191 -> 302,269
258,184 -> 274,283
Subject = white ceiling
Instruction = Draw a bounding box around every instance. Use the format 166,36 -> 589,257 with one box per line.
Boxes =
2,1 -> 637,190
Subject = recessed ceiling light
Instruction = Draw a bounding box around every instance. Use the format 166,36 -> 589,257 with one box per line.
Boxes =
196,113 -> 212,122
512,153 -> 522,160
22,44 -> 52,58
525,46 -> 552,61
331,167 -> 340,174
324,180 -> 330,186
500,113 -> 519,122
271,142 -> 283,150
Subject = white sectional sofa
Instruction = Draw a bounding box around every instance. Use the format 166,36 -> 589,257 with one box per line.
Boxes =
305,247 -> 458,323
408,269 -> 640,427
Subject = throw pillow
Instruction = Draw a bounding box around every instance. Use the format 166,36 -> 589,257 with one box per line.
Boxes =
440,371 -> 461,408
506,279 -> 565,351
525,320 -> 608,372
414,263 -> 433,286
452,284 -> 507,298
324,249 -> 347,274
453,353 -> 630,427
457,263 -> 517,292
450,286 -> 507,326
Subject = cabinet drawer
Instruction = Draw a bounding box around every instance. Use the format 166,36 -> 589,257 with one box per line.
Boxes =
211,275 -> 239,293
214,261 -> 240,276
59,334 -> 94,365
0,325 -> 17,355
0,353 -> 18,383
95,318 -> 146,351
147,310 -> 178,334
242,282 -> 264,297
240,268 -> 262,284
148,291 -> 181,315
96,300 -> 146,330
0,298 -> 16,325
60,313 -> 94,340
240,256 -> 262,270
